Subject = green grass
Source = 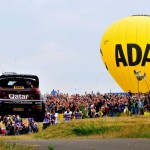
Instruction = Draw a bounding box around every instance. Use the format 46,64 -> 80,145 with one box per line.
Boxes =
72,124 -> 119,136
48,145 -> 55,150
32,116 -> 150,139
1,115 -> 150,140
0,116 -> 149,149
0,141 -> 34,150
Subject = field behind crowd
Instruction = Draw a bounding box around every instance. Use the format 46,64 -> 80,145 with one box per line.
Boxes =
1,115 -> 150,140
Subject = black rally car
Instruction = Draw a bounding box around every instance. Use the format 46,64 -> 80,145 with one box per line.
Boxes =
0,72 -> 45,122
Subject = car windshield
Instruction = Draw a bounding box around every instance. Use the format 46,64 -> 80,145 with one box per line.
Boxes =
0,79 -> 38,88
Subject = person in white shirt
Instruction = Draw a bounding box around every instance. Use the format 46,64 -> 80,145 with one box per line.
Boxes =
64,107 -> 73,122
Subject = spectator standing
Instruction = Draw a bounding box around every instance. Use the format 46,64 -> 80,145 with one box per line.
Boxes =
42,112 -> 50,130
50,109 -> 56,125
75,108 -> 83,119
64,107 -> 73,122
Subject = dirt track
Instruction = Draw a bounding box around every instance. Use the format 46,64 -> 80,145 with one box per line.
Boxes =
8,139 -> 150,150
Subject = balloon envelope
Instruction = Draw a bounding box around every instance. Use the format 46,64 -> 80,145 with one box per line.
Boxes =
100,15 -> 150,93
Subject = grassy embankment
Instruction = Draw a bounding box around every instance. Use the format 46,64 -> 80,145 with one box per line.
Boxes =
1,115 -> 150,140
34,115 -> 150,139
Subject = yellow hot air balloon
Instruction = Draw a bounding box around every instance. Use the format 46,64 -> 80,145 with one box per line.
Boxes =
100,15 -> 150,93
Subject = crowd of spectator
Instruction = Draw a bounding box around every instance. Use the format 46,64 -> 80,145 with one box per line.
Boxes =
0,115 -> 38,135
44,91 -> 150,121
1,91 -> 150,135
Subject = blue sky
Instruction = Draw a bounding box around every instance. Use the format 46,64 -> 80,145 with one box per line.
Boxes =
0,0 -> 149,94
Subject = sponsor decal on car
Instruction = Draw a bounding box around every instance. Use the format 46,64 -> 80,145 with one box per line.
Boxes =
4,101 -> 33,104
9,94 -> 29,100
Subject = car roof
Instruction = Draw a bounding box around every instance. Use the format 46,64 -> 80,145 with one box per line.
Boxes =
0,73 -> 39,82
